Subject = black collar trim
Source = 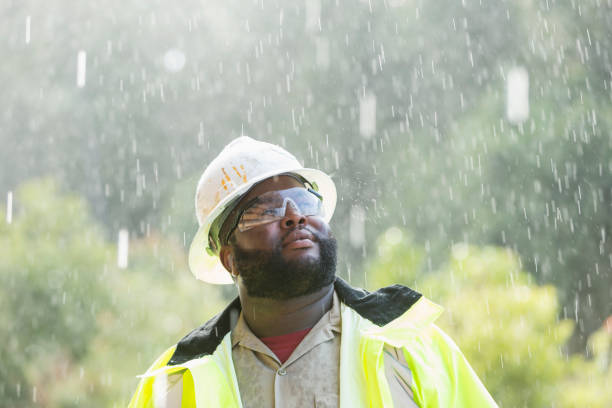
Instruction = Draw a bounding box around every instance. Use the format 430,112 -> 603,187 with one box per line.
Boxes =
167,277 -> 421,366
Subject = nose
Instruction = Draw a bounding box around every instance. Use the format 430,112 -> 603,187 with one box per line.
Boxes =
281,200 -> 306,229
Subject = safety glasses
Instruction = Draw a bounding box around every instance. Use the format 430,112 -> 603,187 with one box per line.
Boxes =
228,187 -> 324,236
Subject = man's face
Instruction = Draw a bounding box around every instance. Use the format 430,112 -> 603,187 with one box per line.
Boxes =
221,175 -> 337,300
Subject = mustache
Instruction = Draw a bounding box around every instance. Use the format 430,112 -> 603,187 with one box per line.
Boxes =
281,226 -> 322,242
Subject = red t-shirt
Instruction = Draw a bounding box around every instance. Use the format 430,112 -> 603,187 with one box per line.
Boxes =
260,328 -> 312,364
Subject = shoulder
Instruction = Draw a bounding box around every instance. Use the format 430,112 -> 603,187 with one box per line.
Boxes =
168,297 -> 242,365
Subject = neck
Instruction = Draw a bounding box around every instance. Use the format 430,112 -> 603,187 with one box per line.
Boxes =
238,284 -> 335,338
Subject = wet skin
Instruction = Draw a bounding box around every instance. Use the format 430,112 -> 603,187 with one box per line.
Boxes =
219,175 -> 335,337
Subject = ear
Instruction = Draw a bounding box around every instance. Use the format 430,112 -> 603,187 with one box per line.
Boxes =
219,246 -> 237,278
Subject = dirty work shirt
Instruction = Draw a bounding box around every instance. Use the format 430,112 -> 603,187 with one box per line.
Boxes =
162,291 -> 419,407
231,291 -> 419,408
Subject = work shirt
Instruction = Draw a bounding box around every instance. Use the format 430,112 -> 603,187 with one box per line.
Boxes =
162,291 -> 419,407
234,291 -> 419,407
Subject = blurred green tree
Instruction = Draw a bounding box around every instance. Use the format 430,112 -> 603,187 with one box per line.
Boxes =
367,228 -> 612,407
46,232 -> 228,407
432,82 -> 612,354
0,180 -> 229,406
0,179 -> 112,406
557,324 -> 612,408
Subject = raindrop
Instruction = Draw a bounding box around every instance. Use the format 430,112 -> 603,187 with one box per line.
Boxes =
197,122 -> 204,146
6,191 -> 12,224
25,16 -> 31,44
506,66 -> 529,124
76,50 -> 87,88
359,92 -> 376,139
163,49 -> 186,73
384,227 -> 403,245
350,205 -> 365,248
451,243 -> 469,260
117,229 -> 129,269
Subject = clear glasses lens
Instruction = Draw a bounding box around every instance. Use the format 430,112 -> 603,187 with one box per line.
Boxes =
237,188 -> 323,232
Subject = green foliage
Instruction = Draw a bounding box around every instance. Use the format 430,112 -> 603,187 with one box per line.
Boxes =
554,322 -> 612,408
366,227 -> 423,290
367,230 -> 612,407
49,233 -> 228,407
0,179 -> 229,407
387,0 -> 612,350
422,247 -> 572,407
437,84 -> 612,352
0,179 -> 112,406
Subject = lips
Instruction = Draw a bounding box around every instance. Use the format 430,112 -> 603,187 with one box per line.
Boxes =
283,230 -> 316,248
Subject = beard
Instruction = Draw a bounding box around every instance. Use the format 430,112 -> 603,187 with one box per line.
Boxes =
232,230 -> 337,300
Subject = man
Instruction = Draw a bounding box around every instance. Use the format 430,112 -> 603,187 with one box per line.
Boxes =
129,137 -> 498,407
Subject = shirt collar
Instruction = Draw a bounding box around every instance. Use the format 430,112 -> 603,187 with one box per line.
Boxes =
231,290 -> 342,351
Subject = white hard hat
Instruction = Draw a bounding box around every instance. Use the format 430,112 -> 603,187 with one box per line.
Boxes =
189,136 -> 337,284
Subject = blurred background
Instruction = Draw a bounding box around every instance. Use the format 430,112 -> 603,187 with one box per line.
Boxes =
1,0 -> 612,406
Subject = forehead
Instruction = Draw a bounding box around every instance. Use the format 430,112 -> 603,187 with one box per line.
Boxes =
239,175 -> 304,205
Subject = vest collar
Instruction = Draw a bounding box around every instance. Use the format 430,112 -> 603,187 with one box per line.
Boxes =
167,277 -> 422,365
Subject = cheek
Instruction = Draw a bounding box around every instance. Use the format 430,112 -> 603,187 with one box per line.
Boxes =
308,217 -> 331,237
234,224 -> 282,250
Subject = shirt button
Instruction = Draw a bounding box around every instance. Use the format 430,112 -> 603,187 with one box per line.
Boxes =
277,368 -> 287,376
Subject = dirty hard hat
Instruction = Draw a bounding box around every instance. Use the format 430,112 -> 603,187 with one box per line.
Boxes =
189,136 -> 337,284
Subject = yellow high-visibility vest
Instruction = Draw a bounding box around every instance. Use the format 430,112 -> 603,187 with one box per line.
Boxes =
129,295 -> 498,407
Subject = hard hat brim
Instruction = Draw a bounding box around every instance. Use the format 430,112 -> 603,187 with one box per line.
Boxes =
188,167 -> 337,284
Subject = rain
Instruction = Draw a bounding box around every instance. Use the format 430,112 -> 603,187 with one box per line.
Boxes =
1,0 -> 612,406
76,51 -> 87,88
